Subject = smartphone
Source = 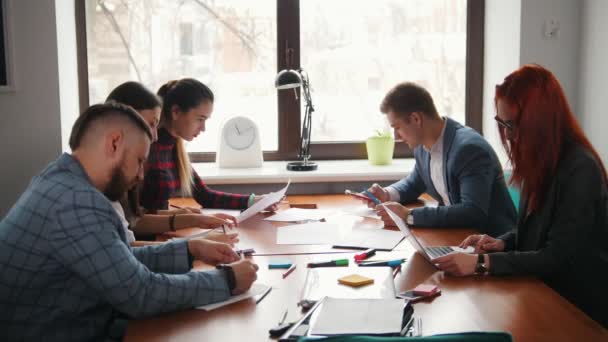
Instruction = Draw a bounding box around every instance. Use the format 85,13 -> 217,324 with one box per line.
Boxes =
396,289 -> 441,303
344,189 -> 380,204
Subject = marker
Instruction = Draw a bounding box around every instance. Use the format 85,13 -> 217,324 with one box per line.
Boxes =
354,248 -> 376,262
269,261 -> 293,269
392,265 -> 401,279
255,286 -> 272,305
282,264 -> 296,279
358,259 -> 405,267
235,248 -> 255,256
307,259 -> 349,268
362,190 -> 382,205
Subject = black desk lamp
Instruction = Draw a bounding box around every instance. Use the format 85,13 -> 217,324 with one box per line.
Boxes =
275,68 -> 318,171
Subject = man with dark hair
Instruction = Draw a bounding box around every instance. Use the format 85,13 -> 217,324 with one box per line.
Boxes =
0,103 -> 258,341
366,82 -> 516,236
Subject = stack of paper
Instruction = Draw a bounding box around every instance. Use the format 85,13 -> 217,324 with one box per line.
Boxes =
309,298 -> 406,336
264,208 -> 333,222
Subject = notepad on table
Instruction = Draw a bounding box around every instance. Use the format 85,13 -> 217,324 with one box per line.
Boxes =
196,283 -> 270,311
308,297 -> 406,336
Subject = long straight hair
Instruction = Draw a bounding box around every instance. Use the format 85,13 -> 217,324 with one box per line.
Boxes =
495,64 -> 607,212
106,81 -> 161,221
157,78 -> 214,197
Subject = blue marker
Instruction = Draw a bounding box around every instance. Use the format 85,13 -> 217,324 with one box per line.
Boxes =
358,259 -> 406,267
362,190 -> 381,205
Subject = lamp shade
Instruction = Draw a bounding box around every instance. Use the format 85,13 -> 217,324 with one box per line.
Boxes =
275,69 -> 302,89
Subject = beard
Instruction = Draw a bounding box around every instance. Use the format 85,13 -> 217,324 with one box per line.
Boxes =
103,164 -> 131,202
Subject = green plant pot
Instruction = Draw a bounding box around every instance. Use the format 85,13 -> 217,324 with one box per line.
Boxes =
366,136 -> 395,165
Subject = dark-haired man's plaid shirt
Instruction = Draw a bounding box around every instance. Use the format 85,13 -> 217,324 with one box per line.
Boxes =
0,154 -> 231,341
141,127 -> 249,211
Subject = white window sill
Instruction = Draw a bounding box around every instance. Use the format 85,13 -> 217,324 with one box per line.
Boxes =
192,158 -> 414,185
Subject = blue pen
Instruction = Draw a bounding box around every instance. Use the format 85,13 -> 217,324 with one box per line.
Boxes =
362,190 -> 381,205
358,259 -> 405,267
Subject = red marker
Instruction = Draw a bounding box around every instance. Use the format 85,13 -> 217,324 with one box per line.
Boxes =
282,264 -> 296,279
354,248 -> 376,263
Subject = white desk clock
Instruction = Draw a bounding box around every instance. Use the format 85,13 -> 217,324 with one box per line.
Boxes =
217,116 -> 263,168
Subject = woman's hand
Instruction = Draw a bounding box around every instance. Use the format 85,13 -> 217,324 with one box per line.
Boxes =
205,231 -> 239,247
460,234 -> 505,253
431,252 -> 478,276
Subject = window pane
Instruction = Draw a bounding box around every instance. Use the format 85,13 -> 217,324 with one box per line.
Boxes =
301,0 -> 467,142
85,0 -> 277,152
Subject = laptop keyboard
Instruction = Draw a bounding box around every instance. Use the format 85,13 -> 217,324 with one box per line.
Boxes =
425,246 -> 454,259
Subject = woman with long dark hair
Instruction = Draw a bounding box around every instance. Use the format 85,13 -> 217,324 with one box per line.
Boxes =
141,78 -> 279,212
106,81 -> 238,245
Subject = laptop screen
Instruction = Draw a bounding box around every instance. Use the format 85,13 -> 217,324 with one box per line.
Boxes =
383,207 -> 430,259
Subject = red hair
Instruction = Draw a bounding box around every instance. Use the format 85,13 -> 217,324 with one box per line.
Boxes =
495,64 -> 607,212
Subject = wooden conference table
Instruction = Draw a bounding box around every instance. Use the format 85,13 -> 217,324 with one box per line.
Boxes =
125,195 -> 608,342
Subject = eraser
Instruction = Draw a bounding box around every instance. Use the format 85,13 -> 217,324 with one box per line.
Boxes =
412,284 -> 439,296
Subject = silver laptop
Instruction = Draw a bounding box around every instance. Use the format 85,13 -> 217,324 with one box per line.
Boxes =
384,207 -> 474,263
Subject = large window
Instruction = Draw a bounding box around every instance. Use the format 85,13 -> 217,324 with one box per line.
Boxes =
78,0 -> 483,161
82,0 -> 278,153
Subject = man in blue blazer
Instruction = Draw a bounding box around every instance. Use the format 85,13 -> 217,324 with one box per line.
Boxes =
368,82 -> 516,237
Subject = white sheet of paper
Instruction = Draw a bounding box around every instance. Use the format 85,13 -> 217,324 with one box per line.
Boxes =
334,228 -> 404,251
276,222 -> 341,245
202,208 -> 241,217
169,228 -> 218,242
196,283 -> 270,311
341,207 -> 379,219
264,208 -> 333,222
237,180 -> 290,223
309,298 -> 405,336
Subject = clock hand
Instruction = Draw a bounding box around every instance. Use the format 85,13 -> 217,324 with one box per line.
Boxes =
234,123 -> 241,135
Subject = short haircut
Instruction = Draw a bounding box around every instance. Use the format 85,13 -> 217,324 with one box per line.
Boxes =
69,102 -> 153,150
380,82 -> 439,119
106,81 -> 161,111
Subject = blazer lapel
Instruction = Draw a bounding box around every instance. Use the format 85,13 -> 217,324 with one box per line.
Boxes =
441,118 -> 458,203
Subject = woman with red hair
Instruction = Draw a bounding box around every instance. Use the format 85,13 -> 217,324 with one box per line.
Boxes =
432,64 -> 608,327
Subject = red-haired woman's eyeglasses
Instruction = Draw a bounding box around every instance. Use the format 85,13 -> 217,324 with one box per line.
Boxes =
494,116 -> 514,131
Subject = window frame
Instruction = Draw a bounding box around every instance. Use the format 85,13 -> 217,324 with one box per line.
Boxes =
76,0 -> 484,162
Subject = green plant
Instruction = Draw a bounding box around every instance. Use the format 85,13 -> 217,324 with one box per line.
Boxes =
371,129 -> 392,139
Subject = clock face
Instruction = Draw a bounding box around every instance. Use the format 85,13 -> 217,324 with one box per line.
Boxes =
223,118 -> 257,151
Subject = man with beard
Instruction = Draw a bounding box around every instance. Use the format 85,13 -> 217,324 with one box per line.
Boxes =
0,102 -> 259,342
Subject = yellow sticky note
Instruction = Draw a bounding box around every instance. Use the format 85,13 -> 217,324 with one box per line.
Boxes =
338,274 -> 374,287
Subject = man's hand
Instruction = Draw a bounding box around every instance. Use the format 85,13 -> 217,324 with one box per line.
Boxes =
431,252 -> 478,276
375,202 -> 410,227
187,239 -> 239,265
459,234 -> 505,253
364,183 -> 391,208
229,259 -> 259,295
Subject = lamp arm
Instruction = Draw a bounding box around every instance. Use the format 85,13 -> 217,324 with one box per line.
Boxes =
298,69 -> 314,163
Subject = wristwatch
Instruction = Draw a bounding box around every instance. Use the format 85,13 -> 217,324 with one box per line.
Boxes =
215,264 -> 236,292
406,214 -> 414,225
475,254 -> 488,275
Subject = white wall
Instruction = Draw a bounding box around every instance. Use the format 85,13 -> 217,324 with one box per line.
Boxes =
578,0 -> 608,164
55,0 -> 80,152
483,0 -> 583,167
0,0 -> 63,217
519,0 -> 581,114
483,0 -> 522,166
